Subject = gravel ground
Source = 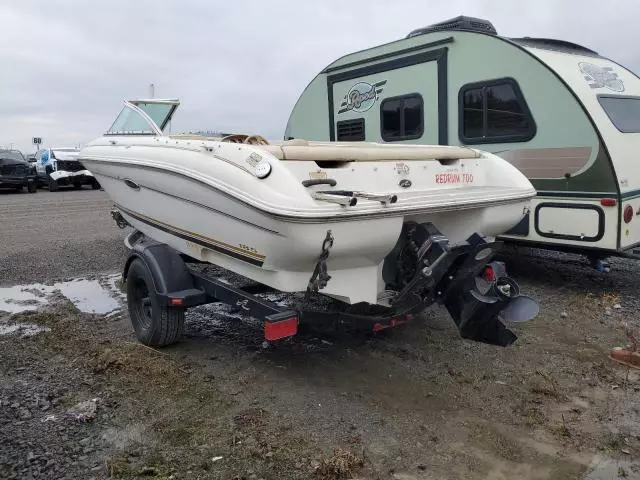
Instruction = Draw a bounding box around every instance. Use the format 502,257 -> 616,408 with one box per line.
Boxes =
0,188 -> 128,285
1,188 -> 639,479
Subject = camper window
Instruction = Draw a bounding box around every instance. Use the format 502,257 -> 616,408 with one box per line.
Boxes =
598,95 -> 640,133
380,94 -> 424,141
459,78 -> 535,144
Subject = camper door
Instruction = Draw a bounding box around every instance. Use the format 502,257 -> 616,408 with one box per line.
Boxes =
327,54 -> 446,145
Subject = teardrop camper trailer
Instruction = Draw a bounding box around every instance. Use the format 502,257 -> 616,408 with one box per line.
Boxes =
285,16 -> 640,270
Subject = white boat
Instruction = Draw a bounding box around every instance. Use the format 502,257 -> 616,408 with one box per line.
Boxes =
79,99 -> 539,346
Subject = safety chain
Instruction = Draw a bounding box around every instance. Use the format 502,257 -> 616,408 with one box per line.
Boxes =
305,230 -> 334,297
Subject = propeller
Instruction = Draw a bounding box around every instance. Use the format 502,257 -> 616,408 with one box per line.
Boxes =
499,296 -> 539,323
471,275 -> 539,323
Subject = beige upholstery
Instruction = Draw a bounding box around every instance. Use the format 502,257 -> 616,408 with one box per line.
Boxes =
261,139 -> 480,162
168,134 -> 481,161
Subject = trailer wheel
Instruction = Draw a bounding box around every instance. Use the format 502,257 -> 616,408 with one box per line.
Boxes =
126,258 -> 185,346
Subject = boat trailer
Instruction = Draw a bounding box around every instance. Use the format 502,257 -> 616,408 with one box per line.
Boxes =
119,223 -> 538,349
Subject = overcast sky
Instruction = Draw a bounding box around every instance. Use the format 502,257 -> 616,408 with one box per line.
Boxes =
1,0 -> 638,152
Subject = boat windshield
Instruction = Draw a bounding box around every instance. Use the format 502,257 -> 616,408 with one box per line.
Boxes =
106,100 -> 179,136
107,105 -> 158,135
133,102 -> 177,131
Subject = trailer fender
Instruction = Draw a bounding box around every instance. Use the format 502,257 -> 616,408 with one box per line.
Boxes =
123,239 -> 206,306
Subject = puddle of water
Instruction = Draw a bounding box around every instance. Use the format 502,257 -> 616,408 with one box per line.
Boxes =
584,455 -> 637,479
0,283 -> 52,313
0,274 -> 124,315
55,277 -> 121,315
0,322 -> 50,338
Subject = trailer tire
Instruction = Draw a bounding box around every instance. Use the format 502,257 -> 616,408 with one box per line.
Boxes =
126,258 -> 185,347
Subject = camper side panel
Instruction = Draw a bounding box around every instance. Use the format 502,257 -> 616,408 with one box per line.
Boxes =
330,62 -> 440,144
443,33 -> 621,253
525,48 -> 640,253
286,30 -> 456,142
285,76 -> 331,141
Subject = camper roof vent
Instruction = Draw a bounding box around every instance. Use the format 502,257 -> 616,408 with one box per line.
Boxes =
406,16 -> 498,38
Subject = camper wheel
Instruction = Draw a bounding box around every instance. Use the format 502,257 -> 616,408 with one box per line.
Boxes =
126,258 -> 185,346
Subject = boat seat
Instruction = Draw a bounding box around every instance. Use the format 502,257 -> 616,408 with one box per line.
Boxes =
260,140 -> 480,162
218,134 -> 270,145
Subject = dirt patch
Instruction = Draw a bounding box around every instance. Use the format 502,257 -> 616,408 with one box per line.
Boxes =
1,302 -> 328,479
2,247 -> 640,479
315,448 -> 364,479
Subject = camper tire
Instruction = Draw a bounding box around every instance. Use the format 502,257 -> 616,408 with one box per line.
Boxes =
126,258 -> 185,347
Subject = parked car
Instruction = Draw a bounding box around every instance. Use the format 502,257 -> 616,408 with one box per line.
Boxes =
0,149 -> 37,193
35,147 -> 100,191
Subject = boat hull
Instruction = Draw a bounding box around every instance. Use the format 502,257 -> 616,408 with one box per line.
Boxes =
84,159 -> 529,304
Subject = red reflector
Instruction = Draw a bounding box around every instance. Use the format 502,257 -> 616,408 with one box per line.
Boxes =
624,204 -> 634,224
264,317 -> 298,341
483,266 -> 496,282
600,198 -> 617,207
170,298 -> 184,306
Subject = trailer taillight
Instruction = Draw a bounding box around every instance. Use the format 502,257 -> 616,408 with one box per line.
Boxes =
264,315 -> 298,341
600,198 -> 617,207
624,205 -> 634,224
